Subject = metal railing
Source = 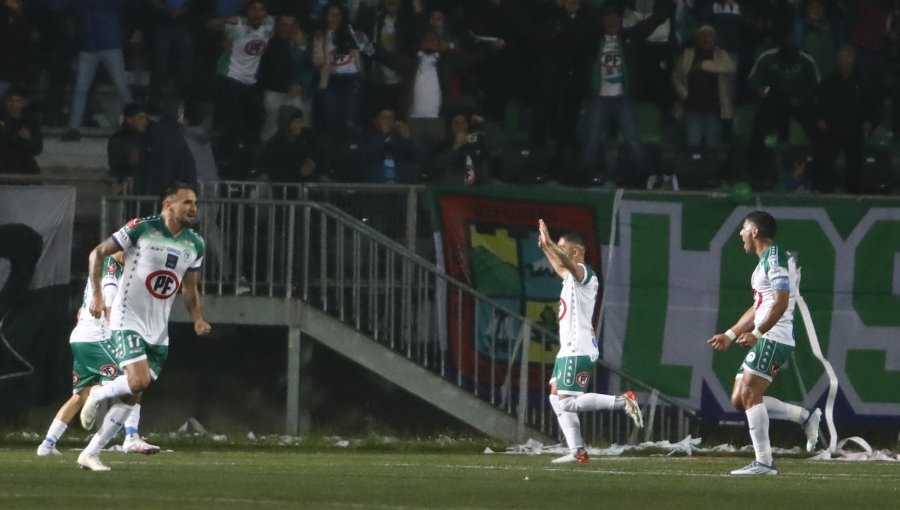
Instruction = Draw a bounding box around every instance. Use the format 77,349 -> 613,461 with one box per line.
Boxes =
101,194 -> 698,444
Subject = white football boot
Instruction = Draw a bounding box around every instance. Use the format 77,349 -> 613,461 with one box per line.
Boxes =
803,408 -> 822,452
77,453 -> 111,471
621,391 -> 644,428
123,436 -> 161,455
36,444 -> 62,457
730,460 -> 778,476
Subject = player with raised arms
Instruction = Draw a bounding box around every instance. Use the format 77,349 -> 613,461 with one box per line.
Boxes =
707,210 -> 820,475
76,182 -> 211,471
37,253 -> 158,457
538,219 -> 643,464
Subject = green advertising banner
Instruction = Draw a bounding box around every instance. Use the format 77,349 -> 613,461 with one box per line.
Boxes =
430,186 -> 900,420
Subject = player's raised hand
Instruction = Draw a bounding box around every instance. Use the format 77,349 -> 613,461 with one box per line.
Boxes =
538,219 -> 550,248
195,319 -> 212,336
707,333 -> 732,352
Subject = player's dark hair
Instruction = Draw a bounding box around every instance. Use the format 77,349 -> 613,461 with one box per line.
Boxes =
161,182 -> 197,203
560,232 -> 586,249
744,211 -> 777,239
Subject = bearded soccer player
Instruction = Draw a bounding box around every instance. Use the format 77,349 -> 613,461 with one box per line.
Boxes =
538,219 -> 643,465
76,182 -> 211,471
707,211 -> 821,476
36,253 -> 158,457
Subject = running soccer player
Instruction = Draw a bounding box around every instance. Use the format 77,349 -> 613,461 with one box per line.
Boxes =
707,211 -> 820,476
76,182 -> 211,471
537,219 -> 643,465
36,253 -> 158,457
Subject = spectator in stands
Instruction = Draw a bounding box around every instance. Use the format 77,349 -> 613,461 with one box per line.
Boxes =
258,14 -> 316,141
580,6 -> 671,186
710,0 -> 744,99
359,107 -> 418,183
672,25 -> 735,150
405,29 -> 449,158
430,110 -> 498,186
56,0 -> 134,142
623,0 -> 678,126
814,46 -> 881,193
0,87 -> 43,175
356,0 -> 424,118
313,3 -> 365,136
402,22 -> 506,158
107,102 -> 150,191
261,106 -> 318,183
207,0 -> 275,178
529,0 -> 594,167
33,2 -> 75,127
139,98 -> 196,197
743,0 -> 797,56
147,0 -> 194,111
782,151 -> 812,194
795,0 -> 841,79
745,38 -> 821,189
0,0 -> 33,100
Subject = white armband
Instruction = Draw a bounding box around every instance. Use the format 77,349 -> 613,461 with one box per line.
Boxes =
751,328 -> 763,340
724,329 -> 737,341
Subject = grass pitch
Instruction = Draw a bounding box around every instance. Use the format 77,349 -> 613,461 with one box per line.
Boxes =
1,446 -> 898,510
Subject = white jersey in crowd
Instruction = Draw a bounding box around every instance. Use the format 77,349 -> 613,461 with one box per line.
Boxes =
751,244 -> 797,346
225,16 -> 275,85
557,263 -> 600,358
69,256 -> 123,343
110,215 -> 205,347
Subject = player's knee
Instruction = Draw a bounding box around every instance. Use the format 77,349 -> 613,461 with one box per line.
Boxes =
738,387 -> 758,410
560,397 -> 578,413
127,373 -> 151,393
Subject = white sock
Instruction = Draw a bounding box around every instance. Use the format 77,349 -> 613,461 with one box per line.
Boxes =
763,396 -> 808,424
42,419 -> 68,447
124,403 -> 141,438
83,401 -> 133,457
559,393 -> 617,412
550,395 -> 583,451
746,403 -> 773,466
91,376 -> 135,403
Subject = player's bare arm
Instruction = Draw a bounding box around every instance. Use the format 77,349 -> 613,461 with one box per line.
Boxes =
87,238 -> 122,318
737,290 -> 788,348
538,220 -> 584,281
707,305 -> 756,351
182,270 -> 211,336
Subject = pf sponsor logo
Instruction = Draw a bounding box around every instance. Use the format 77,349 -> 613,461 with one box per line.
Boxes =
72,371 -> 80,386
575,371 -> 590,388
746,352 -> 756,363
558,298 -> 567,321
99,364 -> 119,378
146,270 -> 181,299
244,39 -> 267,56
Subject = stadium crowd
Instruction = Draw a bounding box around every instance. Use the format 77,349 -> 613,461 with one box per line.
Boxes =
1,0 -> 900,193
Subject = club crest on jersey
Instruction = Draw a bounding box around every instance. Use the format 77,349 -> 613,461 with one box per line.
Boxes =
72,371 -> 79,385
575,371 -> 590,388
166,253 -> 179,269
99,364 -> 119,378
146,270 -> 181,299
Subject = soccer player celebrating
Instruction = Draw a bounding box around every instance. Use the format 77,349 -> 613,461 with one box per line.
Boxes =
537,219 -> 643,464
707,211 -> 820,476
36,253 -> 158,457
76,182 -> 211,471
